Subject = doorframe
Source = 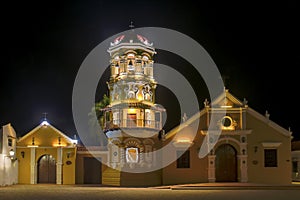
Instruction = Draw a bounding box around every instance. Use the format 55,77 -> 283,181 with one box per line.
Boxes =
214,143 -> 237,182
37,154 -> 57,184
207,137 -> 248,182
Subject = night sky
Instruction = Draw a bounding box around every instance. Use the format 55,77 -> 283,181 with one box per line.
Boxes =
1,1 -> 299,141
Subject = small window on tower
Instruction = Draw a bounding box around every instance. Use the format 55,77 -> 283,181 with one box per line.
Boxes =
142,55 -> 149,61
8,138 -> 13,147
127,53 -> 135,58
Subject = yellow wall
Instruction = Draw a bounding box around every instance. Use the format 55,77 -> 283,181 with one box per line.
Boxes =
17,148 -> 31,184
246,113 -> 292,184
162,108 -> 292,185
62,148 -> 76,184
17,123 -> 77,185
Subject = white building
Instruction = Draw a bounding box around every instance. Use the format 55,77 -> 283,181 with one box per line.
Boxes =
0,123 -> 18,186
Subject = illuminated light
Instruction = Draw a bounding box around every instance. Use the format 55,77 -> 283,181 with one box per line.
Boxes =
221,105 -> 232,108
137,93 -> 143,101
9,149 -> 15,157
127,108 -> 136,114
142,55 -> 149,61
114,56 -> 120,60
71,139 -> 78,144
27,145 -> 39,148
127,53 -> 135,58
41,120 -> 49,126
53,143 -> 67,147
176,138 -> 192,143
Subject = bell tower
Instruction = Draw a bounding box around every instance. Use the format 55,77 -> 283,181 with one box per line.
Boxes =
101,29 -> 165,186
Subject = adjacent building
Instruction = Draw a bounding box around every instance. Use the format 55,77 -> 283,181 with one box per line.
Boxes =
0,123 -> 18,186
16,120 -> 77,184
292,140 -> 300,181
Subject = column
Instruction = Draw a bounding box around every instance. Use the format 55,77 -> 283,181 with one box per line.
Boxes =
30,147 -> 36,184
56,147 -> 63,184
208,155 -> 216,182
238,155 -> 248,182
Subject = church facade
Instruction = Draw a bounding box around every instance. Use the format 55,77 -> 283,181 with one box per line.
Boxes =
162,90 -> 292,185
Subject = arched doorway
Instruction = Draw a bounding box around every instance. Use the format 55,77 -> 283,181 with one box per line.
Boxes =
37,154 -> 56,183
215,144 -> 237,182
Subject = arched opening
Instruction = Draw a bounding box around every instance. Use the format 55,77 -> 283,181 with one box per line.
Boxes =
37,154 -> 56,183
215,144 -> 237,182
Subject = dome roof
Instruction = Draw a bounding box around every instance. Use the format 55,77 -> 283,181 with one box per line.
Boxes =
107,31 -> 156,56
110,33 -> 153,47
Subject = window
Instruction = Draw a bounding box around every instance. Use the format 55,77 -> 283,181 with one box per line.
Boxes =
292,161 -> 298,173
127,114 -> 137,127
177,150 -> 190,168
264,149 -> 277,167
8,138 -> 13,147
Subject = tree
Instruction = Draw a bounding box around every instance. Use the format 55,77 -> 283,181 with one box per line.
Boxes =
87,94 -> 110,146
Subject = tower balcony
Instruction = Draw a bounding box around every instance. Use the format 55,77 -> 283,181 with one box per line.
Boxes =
103,119 -> 162,138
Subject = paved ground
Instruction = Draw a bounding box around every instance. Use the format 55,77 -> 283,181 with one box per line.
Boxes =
1,183 -> 300,200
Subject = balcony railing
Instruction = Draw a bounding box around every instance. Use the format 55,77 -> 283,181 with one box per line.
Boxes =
105,119 -> 161,131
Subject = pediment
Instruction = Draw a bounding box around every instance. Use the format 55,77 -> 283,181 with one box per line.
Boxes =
210,89 -> 246,108
17,121 -> 76,147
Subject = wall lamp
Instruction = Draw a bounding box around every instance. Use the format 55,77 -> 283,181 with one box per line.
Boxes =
254,146 -> 258,153
67,151 -> 72,159
21,151 -> 25,158
6,149 -> 17,161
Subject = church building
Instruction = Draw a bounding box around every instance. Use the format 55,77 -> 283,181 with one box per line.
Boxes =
3,29 -> 293,186
163,89 -> 292,185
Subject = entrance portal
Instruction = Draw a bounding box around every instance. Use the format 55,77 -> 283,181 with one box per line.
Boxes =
215,144 -> 237,182
38,154 -> 56,183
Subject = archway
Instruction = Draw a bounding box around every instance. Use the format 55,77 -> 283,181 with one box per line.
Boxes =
215,144 -> 237,182
37,154 -> 56,183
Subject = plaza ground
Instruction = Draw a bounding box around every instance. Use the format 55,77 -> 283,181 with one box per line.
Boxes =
1,183 -> 300,200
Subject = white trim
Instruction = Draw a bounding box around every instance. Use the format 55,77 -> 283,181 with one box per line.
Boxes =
76,151 -> 108,155
201,129 -> 252,136
17,123 -> 75,145
261,142 -> 282,148
247,108 -> 292,137
172,141 -> 194,148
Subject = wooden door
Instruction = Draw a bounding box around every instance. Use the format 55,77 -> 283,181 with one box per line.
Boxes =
215,144 -> 237,182
38,154 -> 56,183
84,157 -> 102,184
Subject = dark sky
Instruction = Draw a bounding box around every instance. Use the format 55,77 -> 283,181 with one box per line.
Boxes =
1,1 -> 299,141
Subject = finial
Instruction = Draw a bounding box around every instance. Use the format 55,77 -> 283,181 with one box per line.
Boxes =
265,110 -> 270,119
129,21 -> 134,29
42,112 -> 48,120
243,98 -> 248,106
204,98 -> 209,107
182,113 -> 188,122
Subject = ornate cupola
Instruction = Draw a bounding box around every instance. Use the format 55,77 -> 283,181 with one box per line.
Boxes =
102,31 -> 164,138
101,28 -> 165,186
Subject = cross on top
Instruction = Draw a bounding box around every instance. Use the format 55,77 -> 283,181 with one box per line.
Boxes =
129,21 -> 134,29
42,112 -> 48,120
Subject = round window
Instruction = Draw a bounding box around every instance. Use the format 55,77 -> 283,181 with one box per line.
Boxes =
221,116 -> 232,127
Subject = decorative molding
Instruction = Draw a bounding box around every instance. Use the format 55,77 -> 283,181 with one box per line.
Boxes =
172,141 -> 194,148
200,129 -> 252,136
261,142 -> 282,148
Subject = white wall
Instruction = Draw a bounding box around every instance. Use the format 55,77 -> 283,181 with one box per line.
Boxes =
0,123 -> 18,186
